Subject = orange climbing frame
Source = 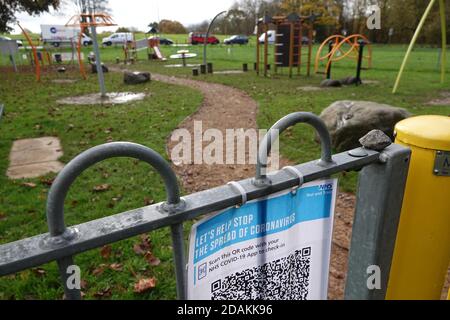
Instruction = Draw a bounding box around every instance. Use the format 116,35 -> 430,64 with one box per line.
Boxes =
314,34 -> 372,75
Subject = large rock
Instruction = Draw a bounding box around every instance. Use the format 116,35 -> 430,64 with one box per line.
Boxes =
124,71 -> 151,85
319,101 -> 411,152
91,63 -> 109,74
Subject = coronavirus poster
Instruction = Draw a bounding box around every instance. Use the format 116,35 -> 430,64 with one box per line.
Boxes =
187,179 -> 338,300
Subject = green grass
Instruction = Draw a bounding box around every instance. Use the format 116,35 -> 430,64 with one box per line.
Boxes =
0,70 -> 202,299
0,40 -> 449,299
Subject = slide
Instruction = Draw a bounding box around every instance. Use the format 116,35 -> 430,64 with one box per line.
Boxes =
153,46 -> 166,61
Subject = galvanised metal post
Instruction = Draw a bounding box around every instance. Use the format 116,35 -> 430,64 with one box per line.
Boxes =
254,112 -> 334,187
345,140 -> 411,300
44,142 -> 186,299
89,8 -> 107,97
203,11 -> 227,69
0,104 -> 4,122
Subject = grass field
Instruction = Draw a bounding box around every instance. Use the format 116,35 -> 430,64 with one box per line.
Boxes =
0,35 -> 449,299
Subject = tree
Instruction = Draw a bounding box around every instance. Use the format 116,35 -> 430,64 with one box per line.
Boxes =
281,0 -> 342,28
0,0 -> 61,32
159,20 -> 187,34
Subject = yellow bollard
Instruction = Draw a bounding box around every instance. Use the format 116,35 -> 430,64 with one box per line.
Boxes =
387,115 -> 450,300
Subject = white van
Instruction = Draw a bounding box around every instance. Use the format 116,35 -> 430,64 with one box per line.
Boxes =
41,25 -> 92,47
258,30 -> 276,44
102,33 -> 133,46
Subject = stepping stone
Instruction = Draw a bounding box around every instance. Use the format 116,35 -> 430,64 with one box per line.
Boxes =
7,137 -> 64,179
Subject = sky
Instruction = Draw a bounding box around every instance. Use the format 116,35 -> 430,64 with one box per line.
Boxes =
12,0 -> 236,34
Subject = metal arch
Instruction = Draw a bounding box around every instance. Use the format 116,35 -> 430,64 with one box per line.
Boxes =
254,112 -> 334,186
314,35 -> 346,73
325,34 -> 372,74
45,142 -> 185,300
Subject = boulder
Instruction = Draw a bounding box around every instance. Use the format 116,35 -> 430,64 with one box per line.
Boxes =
320,79 -> 342,87
319,101 -> 411,152
124,71 -> 151,85
340,76 -> 361,85
91,63 -> 109,74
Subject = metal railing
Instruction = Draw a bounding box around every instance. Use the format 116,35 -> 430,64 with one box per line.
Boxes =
0,112 -> 411,300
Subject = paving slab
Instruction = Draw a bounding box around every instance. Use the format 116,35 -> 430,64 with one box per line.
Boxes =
7,137 -> 64,179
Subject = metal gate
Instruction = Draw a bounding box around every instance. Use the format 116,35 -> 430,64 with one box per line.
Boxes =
0,112 -> 411,300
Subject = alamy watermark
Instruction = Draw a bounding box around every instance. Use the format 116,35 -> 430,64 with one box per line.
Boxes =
367,265 -> 382,290
367,5 -> 381,30
170,121 -> 280,172
66,265 -> 81,290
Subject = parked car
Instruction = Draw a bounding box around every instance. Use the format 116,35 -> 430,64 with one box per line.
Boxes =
102,32 -> 133,46
224,35 -> 249,45
258,30 -> 276,44
188,32 -> 220,45
148,36 -> 174,45
0,36 -> 23,47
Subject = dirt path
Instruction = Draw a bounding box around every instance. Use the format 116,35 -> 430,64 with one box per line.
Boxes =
150,73 -> 354,300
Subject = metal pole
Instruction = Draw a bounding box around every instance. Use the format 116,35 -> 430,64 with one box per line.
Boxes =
356,40 -> 365,85
89,9 -> 107,97
203,11 -> 227,68
393,0 -> 437,93
326,41 -> 333,79
345,143 -> 411,300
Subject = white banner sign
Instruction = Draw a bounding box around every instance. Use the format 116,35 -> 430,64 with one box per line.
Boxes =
187,179 -> 338,300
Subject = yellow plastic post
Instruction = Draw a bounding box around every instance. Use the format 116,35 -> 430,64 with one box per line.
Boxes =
387,116 -> 450,300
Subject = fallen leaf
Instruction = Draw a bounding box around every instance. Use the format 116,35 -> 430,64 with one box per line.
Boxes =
80,279 -> 88,290
100,245 -> 112,259
93,287 -> 112,298
32,268 -> 46,277
0,212 -> 6,220
93,184 -> 110,192
40,178 -> 55,186
109,263 -> 123,271
21,182 -> 37,188
133,244 -> 146,256
144,252 -> 161,267
92,264 -> 107,276
134,278 -> 156,293
140,234 -> 152,249
144,197 -> 154,206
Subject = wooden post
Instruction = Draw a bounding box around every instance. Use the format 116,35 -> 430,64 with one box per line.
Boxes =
256,23 -> 260,75
289,22 -> 294,78
307,27 -> 313,77
264,24 -> 269,77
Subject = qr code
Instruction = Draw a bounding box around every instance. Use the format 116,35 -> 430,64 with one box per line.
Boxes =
211,247 -> 311,300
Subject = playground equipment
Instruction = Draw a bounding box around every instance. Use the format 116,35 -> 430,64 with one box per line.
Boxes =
15,23 -> 89,82
66,12 -> 117,97
393,0 -> 447,93
169,50 -> 197,67
256,12 -> 315,77
122,36 -> 167,64
315,34 -> 372,84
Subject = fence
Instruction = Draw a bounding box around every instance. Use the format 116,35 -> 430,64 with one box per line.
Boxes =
0,112 -> 412,300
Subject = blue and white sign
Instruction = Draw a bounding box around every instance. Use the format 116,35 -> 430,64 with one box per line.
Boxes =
187,179 -> 338,300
